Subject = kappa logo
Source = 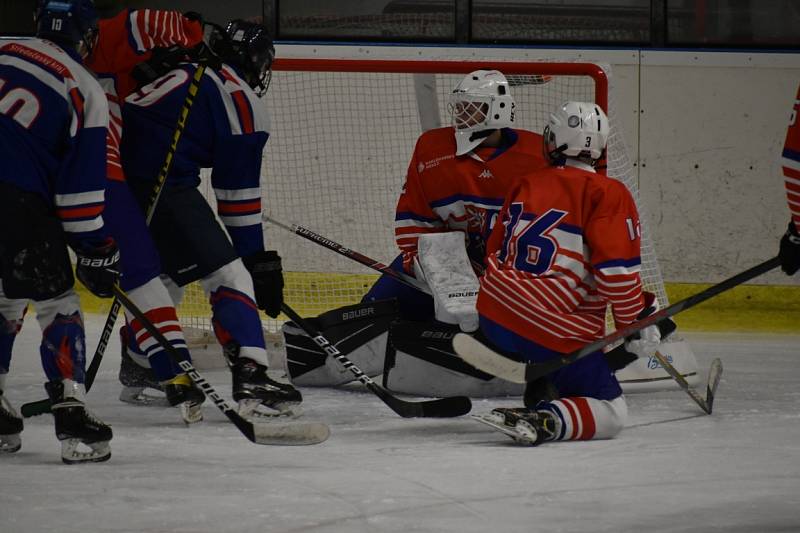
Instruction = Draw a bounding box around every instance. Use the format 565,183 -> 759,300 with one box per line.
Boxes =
477,169 -> 494,179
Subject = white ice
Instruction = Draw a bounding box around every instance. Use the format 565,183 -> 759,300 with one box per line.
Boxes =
1,313 -> 799,533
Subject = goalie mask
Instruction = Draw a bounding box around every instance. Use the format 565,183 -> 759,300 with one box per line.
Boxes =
35,0 -> 99,58
448,70 -> 515,156
210,20 -> 275,97
543,101 -> 609,166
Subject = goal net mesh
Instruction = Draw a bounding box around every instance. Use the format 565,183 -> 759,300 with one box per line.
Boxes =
179,59 -> 666,340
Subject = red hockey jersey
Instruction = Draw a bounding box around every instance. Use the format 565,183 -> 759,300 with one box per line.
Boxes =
394,127 -> 546,273
477,161 -> 647,353
86,9 -> 203,181
782,83 -> 800,232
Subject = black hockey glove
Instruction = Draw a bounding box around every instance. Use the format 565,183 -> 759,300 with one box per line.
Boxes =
779,221 -> 800,276
243,250 -> 284,318
75,239 -> 120,298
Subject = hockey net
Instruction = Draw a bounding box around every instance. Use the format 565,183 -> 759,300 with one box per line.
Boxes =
178,58 -> 667,343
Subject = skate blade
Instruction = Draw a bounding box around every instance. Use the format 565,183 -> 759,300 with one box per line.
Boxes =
0,434 -> 22,453
119,387 -> 169,406
60,438 -> 111,464
471,414 -> 539,446
179,401 -> 204,425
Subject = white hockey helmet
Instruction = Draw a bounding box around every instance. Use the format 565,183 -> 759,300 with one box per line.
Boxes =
448,70 -> 516,156
543,101 -> 609,165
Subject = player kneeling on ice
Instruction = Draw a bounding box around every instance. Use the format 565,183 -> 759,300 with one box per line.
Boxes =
281,69 -> 543,396
0,0 -> 115,462
471,102 -> 675,445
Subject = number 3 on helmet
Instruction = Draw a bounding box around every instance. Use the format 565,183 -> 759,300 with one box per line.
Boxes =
543,101 -> 609,166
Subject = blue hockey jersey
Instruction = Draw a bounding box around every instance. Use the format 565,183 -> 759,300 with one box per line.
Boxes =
121,64 -> 270,257
0,38 -> 109,245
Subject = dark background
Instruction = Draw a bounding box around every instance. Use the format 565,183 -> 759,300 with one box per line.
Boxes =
2,0 -> 798,49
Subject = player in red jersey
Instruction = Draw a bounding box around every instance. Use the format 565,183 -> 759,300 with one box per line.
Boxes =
779,82 -> 800,276
473,101 -> 667,445
282,70 -> 548,392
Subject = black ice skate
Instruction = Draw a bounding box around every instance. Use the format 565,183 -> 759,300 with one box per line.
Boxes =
0,391 -> 23,453
231,358 -> 303,418
164,374 -> 205,424
118,332 -> 166,406
473,407 -> 559,446
46,381 -> 112,464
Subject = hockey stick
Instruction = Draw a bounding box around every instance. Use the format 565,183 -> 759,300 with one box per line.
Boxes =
281,303 -> 472,418
113,285 -> 329,445
21,65 -> 208,419
453,256 -> 780,384
653,351 -> 722,414
264,215 -> 431,294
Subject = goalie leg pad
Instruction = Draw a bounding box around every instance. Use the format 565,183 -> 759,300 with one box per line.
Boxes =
384,320 -> 524,398
616,338 -> 700,393
282,299 -> 398,386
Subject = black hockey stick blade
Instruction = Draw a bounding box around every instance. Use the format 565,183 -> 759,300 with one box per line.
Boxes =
454,257 -> 779,383
281,303 -> 471,418
113,286 -> 329,445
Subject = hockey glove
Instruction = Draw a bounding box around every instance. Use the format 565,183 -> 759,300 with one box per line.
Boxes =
75,238 -> 120,298
243,250 -> 284,318
623,292 -> 677,361
779,221 -> 800,276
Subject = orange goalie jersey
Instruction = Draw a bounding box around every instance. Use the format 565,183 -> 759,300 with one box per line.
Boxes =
477,162 -> 647,354
394,126 -> 546,273
782,83 -> 800,232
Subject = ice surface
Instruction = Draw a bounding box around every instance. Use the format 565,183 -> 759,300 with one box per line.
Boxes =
1,314 -> 799,533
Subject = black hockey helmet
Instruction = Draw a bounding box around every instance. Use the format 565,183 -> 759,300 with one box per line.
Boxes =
35,0 -> 99,55
210,19 -> 275,96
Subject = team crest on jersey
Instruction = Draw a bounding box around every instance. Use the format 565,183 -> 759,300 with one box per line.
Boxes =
478,169 -> 494,179
465,204 -> 487,232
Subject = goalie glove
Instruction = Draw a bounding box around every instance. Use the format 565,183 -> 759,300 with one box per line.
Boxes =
779,221 -> 800,276
242,250 -> 283,318
414,232 -> 479,333
75,238 -> 120,298
622,292 -> 677,362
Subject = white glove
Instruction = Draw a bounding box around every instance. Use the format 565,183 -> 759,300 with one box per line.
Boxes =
623,292 -> 662,359
624,323 -> 661,359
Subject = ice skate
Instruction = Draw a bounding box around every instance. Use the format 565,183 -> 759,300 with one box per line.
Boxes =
164,374 -> 205,424
46,381 -> 112,464
0,391 -> 23,453
118,335 -> 167,406
232,358 -> 302,418
473,407 -> 559,446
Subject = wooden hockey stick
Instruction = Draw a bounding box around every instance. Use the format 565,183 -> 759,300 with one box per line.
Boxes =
113,285 -> 329,445
264,215 -> 430,294
21,65 -> 208,419
453,256 -> 780,385
281,303 -> 472,418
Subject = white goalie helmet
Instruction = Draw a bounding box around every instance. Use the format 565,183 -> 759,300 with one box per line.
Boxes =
448,70 -> 516,156
543,101 -> 610,165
